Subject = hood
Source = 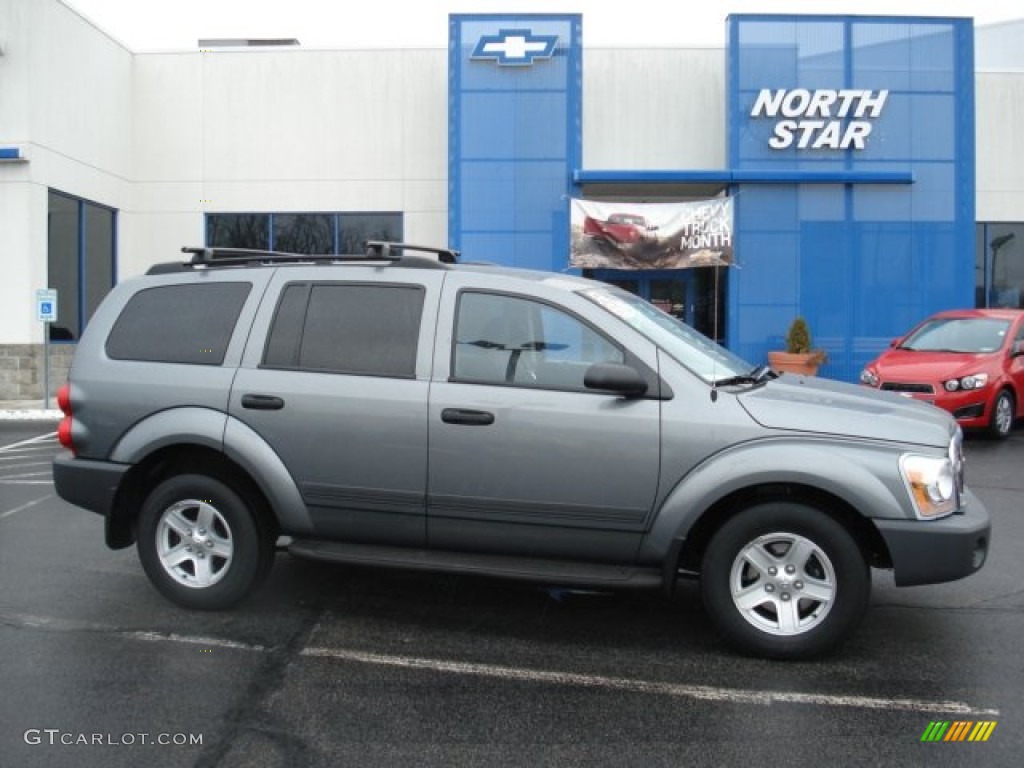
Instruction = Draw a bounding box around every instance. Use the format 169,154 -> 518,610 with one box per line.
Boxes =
738,374 -> 954,447
871,348 -> 995,382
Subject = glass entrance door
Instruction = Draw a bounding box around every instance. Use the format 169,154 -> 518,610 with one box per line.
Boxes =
587,268 -> 726,344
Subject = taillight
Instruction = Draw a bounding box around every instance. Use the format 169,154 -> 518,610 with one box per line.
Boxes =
56,383 -> 75,453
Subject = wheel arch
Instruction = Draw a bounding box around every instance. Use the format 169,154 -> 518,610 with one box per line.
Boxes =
107,443 -> 278,549
642,440 -> 906,583
676,483 -> 893,576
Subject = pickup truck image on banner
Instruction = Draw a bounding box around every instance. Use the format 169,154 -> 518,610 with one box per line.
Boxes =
570,198 -> 734,270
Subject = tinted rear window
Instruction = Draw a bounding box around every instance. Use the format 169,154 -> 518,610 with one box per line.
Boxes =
105,282 -> 251,365
263,282 -> 424,377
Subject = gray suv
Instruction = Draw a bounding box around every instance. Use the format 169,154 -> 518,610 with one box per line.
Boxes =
53,244 -> 991,659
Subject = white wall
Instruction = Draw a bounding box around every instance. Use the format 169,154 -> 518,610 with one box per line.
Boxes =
583,48 -> 726,170
976,72 -> 1024,222
125,48 -> 448,277
0,0 -> 132,344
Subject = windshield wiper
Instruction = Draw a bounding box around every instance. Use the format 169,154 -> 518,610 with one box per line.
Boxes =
713,365 -> 776,388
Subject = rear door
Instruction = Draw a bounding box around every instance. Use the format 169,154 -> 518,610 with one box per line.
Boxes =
427,272 -> 662,563
231,266 -> 444,545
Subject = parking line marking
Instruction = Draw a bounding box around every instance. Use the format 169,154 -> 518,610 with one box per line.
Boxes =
0,494 -> 54,520
0,611 -> 1001,717
0,432 -> 57,452
0,455 -> 56,463
300,647 -> 1000,716
0,470 -> 53,479
128,630 -> 267,652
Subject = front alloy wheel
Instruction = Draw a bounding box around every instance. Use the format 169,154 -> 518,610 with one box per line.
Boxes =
701,503 -> 870,660
989,390 -> 1015,439
729,532 -> 837,637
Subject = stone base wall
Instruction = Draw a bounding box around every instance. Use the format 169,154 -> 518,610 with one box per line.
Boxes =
0,344 -> 77,400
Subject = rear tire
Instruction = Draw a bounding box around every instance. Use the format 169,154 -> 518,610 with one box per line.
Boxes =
137,473 -> 274,610
701,502 -> 870,660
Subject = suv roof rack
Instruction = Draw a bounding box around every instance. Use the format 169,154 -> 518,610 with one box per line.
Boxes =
364,241 -> 460,264
145,242 -> 460,275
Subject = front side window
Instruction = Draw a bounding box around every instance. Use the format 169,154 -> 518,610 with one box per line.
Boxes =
453,292 -> 623,389
263,283 -> 424,378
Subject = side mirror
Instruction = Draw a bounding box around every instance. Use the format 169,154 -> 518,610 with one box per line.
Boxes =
889,338 -> 901,348
1012,340 -> 1024,357
584,362 -> 648,397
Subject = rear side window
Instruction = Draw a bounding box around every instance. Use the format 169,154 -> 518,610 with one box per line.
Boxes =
263,282 -> 425,378
105,282 -> 251,365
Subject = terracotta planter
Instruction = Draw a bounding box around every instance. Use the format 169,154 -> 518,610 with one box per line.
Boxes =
768,350 -> 822,376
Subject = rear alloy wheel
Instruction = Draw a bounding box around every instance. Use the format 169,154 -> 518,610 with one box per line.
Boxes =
989,390 -> 1015,439
701,503 -> 870,660
137,474 -> 273,610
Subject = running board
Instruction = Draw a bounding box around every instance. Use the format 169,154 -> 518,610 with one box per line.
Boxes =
288,539 -> 663,590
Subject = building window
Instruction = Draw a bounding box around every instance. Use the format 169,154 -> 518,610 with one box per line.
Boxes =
977,223 -> 1024,309
47,190 -> 117,342
205,212 -> 402,255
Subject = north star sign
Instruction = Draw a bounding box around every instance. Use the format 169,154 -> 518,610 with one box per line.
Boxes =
750,88 -> 889,150
471,29 -> 558,66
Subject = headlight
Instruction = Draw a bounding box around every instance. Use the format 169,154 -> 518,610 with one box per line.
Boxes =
944,373 -> 988,392
900,454 -> 956,519
860,369 -> 879,387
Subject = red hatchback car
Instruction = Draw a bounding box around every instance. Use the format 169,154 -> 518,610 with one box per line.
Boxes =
861,309 -> 1024,438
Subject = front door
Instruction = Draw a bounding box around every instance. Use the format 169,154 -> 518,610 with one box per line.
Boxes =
427,276 -> 662,563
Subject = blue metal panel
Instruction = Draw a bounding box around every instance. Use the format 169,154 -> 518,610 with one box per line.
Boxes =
449,14 -> 581,269
727,15 -> 975,382
573,169 -> 912,185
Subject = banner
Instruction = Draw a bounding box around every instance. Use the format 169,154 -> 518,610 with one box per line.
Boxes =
570,198 -> 734,270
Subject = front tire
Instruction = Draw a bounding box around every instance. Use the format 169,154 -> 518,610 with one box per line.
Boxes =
701,503 -> 870,660
988,389 -> 1015,439
137,474 -> 274,610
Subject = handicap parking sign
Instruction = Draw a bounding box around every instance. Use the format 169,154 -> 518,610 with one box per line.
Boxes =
37,289 -> 58,323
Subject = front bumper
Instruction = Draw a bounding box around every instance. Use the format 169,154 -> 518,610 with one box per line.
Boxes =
873,489 -> 990,586
876,386 -> 991,429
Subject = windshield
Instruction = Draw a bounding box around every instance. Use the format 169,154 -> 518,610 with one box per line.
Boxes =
900,317 -> 1010,353
581,287 -> 751,382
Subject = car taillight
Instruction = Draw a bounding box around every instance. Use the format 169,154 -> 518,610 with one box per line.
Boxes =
56,383 -> 75,454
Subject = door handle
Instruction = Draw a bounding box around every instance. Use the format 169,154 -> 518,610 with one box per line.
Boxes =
441,408 -> 495,426
241,394 -> 285,410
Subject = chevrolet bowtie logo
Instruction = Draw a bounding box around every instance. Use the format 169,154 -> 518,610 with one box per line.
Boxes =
471,28 -> 559,66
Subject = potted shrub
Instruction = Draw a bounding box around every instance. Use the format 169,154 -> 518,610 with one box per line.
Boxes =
767,316 -> 827,375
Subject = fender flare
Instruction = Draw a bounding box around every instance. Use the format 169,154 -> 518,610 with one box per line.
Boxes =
110,407 -> 313,535
640,438 -> 908,564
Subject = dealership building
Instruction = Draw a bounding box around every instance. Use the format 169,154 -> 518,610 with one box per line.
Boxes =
1,0 -> 1023,398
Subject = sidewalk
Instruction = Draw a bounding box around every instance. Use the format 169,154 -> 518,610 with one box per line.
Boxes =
0,399 -> 62,421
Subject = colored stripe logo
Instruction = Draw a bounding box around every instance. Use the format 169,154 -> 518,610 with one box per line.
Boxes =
921,721 -> 997,742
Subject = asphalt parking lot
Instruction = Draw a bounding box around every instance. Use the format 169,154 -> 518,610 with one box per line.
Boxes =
1,421 -> 1022,768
